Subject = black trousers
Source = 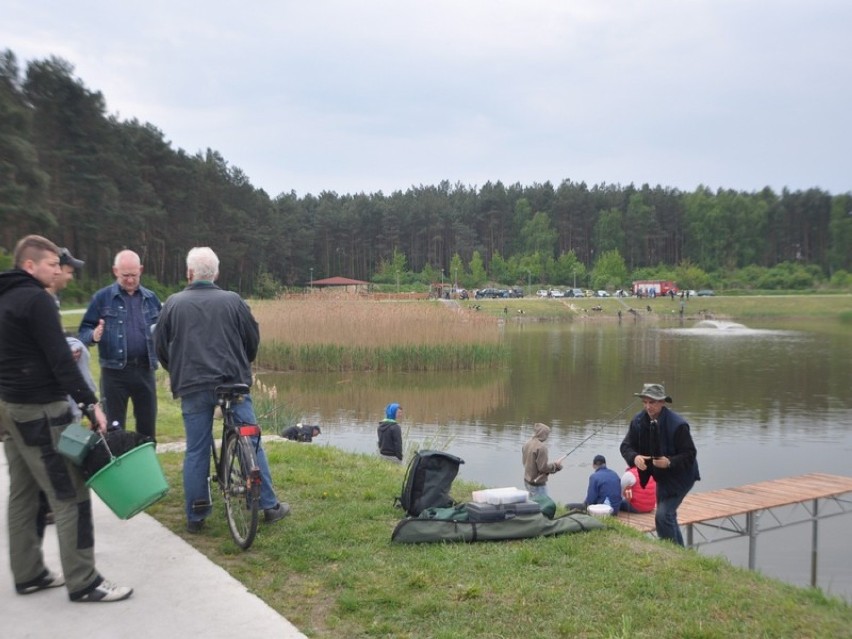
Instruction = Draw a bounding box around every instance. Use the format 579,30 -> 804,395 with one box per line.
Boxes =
100,364 -> 157,440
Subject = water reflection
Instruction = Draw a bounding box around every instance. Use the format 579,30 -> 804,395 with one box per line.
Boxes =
265,318 -> 852,600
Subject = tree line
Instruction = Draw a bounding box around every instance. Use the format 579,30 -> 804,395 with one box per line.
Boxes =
2,49 -> 850,299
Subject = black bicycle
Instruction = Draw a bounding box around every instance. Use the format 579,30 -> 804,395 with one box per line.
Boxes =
211,383 -> 262,549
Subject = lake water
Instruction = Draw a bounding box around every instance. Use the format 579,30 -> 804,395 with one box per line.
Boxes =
265,314 -> 852,601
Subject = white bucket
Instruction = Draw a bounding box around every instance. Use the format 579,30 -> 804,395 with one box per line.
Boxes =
588,503 -> 613,517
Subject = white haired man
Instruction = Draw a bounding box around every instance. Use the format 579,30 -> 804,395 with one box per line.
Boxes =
154,247 -> 289,533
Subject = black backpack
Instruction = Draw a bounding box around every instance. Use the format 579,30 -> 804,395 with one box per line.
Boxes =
397,450 -> 464,517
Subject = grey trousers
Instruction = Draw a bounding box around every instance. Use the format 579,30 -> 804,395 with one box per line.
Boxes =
1,399 -> 101,598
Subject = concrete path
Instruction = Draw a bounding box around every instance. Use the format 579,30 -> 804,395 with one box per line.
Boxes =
0,452 -> 307,639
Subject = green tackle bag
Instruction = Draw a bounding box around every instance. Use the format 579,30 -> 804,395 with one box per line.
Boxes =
396,450 -> 465,517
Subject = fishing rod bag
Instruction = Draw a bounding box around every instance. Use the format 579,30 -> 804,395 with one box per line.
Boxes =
396,450 -> 465,517
391,510 -> 604,544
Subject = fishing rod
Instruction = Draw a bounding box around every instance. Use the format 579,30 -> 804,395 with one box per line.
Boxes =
555,398 -> 640,464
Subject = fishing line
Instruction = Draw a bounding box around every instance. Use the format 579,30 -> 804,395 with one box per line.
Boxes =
556,398 -> 640,463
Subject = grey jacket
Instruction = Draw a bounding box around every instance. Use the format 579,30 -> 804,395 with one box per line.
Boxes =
154,281 -> 259,398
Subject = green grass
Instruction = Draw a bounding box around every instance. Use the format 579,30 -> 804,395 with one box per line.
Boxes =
147,443 -> 852,639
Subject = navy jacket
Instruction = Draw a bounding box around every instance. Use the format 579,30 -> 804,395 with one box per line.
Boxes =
620,407 -> 700,499
585,466 -> 623,513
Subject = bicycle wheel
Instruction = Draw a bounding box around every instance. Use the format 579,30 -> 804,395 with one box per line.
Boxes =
221,432 -> 260,549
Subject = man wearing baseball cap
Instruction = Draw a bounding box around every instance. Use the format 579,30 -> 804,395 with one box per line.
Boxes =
52,248 -> 85,301
566,454 -> 622,514
619,383 -> 700,545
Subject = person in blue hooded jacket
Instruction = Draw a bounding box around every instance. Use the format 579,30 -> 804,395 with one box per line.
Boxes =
377,403 -> 403,463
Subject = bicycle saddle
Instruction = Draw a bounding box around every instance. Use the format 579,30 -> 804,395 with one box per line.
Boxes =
214,383 -> 251,398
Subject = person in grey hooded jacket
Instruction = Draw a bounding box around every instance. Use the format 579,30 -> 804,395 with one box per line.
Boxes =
521,422 -> 562,497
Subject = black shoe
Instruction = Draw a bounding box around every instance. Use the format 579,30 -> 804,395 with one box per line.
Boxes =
16,570 -> 65,595
264,502 -> 291,523
186,519 -> 205,533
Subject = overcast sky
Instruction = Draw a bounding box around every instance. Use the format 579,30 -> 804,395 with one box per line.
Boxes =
3,1 -> 851,198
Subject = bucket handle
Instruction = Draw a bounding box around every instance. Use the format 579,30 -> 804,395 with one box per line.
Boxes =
82,404 -> 117,463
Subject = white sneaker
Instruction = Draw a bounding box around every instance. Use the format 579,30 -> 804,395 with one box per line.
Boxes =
73,579 -> 133,602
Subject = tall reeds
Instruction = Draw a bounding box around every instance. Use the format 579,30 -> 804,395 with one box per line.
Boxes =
252,299 -> 506,371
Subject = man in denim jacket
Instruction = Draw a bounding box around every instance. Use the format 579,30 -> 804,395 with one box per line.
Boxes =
79,250 -> 161,441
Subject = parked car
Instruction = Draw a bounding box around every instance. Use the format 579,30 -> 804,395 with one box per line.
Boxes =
475,288 -> 505,299
550,289 -> 565,298
508,287 -> 525,298
595,290 -> 610,297
567,288 -> 584,298
697,289 -> 715,297
536,289 -> 550,298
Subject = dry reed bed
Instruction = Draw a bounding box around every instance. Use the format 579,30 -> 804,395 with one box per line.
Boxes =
253,299 -> 501,346
251,299 -> 506,371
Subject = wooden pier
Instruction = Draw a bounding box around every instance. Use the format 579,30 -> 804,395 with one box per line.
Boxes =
618,473 -> 852,586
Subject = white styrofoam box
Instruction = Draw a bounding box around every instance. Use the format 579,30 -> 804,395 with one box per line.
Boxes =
471,487 -> 529,505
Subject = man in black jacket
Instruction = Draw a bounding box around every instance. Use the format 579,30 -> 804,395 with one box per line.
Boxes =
283,424 -> 321,442
155,246 -> 289,533
0,235 -> 132,602
620,383 -> 700,546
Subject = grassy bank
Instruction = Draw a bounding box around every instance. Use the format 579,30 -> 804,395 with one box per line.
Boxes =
461,294 -> 852,321
147,442 -> 851,639
461,293 -> 852,324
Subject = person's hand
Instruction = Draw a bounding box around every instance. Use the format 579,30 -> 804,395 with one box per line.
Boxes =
93,319 -> 105,343
91,404 -> 107,435
652,456 -> 672,469
72,346 -> 83,362
634,455 -> 649,471
554,461 -> 563,472
623,487 -> 633,501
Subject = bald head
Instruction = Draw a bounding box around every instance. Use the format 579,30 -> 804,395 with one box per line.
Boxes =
113,250 -> 143,294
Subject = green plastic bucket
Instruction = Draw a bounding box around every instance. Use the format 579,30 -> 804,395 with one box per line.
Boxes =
86,442 -> 169,519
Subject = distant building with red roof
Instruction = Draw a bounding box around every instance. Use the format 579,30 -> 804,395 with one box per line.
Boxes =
309,276 -> 370,293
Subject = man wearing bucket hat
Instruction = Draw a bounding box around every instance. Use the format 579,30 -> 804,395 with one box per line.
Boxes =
619,383 -> 700,546
0,235 -> 133,602
155,247 -> 290,533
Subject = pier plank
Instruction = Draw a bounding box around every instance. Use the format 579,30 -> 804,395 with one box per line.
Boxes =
618,473 -> 852,534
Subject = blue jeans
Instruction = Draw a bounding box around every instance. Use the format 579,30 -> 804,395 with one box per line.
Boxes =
180,389 -> 279,522
655,491 -> 688,546
525,482 -> 548,498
